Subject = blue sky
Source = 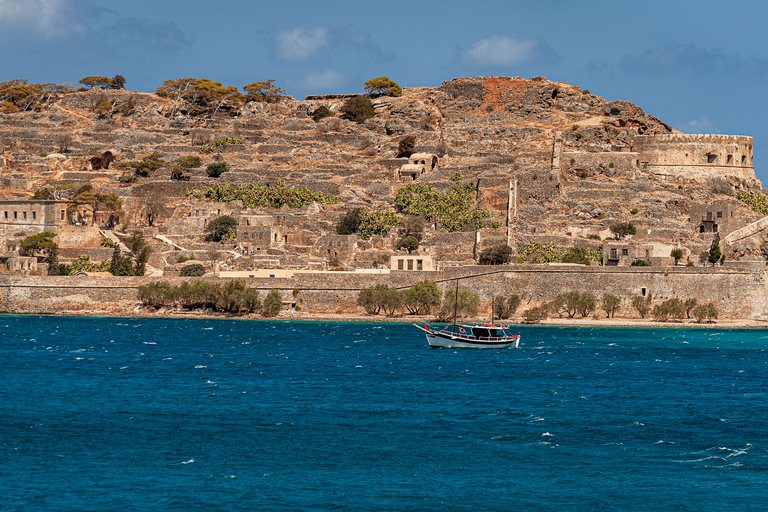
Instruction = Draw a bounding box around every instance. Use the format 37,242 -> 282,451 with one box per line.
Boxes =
3,0 -> 767,180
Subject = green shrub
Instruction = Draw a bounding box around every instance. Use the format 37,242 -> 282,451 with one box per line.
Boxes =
186,180 -> 339,209
397,136 -> 416,158
176,255 -> 190,263
436,289 -> 480,321
402,280 -> 442,315
493,294 -> 521,319
340,95 -> 375,123
631,259 -> 651,266
311,105 -> 334,122
479,244 -> 513,265
610,222 -> 637,239
337,208 -> 364,235
632,296 -> 651,318
630,208 -> 638,215
601,294 -> 621,318
523,306 -> 548,323
200,135 -> 244,154
397,235 -> 419,253
262,289 -> 283,317
692,303 -> 718,323
363,77 -> 402,97
206,162 -> 229,177
205,215 -> 237,242
671,248 -> 684,263
180,263 -> 206,277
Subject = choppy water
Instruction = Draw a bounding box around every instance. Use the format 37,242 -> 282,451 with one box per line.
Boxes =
2,316 -> 767,511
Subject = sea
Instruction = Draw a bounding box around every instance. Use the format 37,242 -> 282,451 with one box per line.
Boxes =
2,316 -> 767,511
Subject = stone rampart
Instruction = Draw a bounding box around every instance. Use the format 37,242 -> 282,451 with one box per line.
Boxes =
632,134 -> 757,183
2,266 -> 766,320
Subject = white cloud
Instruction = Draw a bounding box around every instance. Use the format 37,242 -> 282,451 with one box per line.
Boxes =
462,35 -> 544,68
274,27 -> 329,62
0,0 -> 85,36
299,69 -> 345,91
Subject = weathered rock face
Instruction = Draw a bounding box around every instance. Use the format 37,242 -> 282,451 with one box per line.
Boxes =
0,75 -> 765,271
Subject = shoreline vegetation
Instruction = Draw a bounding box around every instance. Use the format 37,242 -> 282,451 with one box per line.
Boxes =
4,309 -> 765,329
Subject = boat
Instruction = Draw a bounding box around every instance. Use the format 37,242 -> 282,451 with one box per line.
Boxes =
414,279 -> 521,349
414,322 -> 521,349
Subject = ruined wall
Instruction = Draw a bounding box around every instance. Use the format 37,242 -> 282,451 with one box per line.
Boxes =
632,134 -> 757,182
562,151 -> 640,177
2,266 -> 766,320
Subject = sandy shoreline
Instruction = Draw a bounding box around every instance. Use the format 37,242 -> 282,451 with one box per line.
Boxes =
7,306 -> 768,329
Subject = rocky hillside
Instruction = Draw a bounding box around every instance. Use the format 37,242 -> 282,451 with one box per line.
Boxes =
1,76 -> 765,270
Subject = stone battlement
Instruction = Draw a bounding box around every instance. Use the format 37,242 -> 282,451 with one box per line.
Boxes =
634,134 -> 753,144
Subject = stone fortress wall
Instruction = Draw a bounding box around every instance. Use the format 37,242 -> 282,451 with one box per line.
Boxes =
2,264 -> 767,320
631,134 -> 756,182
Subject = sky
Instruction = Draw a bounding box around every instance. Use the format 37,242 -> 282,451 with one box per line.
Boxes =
3,0 -> 768,181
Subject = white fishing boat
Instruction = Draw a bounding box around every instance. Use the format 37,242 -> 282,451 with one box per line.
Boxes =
414,322 -> 521,349
414,279 -> 521,349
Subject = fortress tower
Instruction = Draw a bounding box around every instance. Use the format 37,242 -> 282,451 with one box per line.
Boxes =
632,134 -> 757,183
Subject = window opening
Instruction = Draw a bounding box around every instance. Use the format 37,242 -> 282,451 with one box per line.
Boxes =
407,259 -> 413,270
397,259 -> 404,270
417,259 -> 423,270
641,287 -> 647,296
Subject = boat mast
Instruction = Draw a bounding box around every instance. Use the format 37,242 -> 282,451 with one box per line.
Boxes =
491,296 -> 494,325
452,279 -> 459,331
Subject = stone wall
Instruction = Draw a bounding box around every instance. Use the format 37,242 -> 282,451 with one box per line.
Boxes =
632,134 -> 758,183
2,266 -> 766,320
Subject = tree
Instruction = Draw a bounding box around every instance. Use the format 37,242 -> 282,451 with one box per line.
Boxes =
479,244 -> 513,265
610,222 -> 637,239
632,296 -> 651,319
340,95 -> 375,123
692,303 -> 719,323
358,287 -> 381,315
684,298 -> 698,319
110,75 -> 126,90
708,233 -> 722,265
437,288 -> 480,321
652,298 -> 685,322
243,80 -> 286,103
68,184 -> 123,225
109,246 -> 135,276
156,78 -> 242,116
523,306 -> 548,323
206,162 -> 229,178
79,76 -> 113,90
378,285 -> 403,317
142,189 -> 168,227
577,293 -> 597,317
602,294 -> 622,318
121,232 -> 152,276
205,215 -> 237,242
395,178 -> 491,233
397,135 -> 416,158
337,208 -> 364,235
402,280 -> 441,315
180,264 -> 206,277
33,188 -> 55,200
493,294 -> 521,319
137,282 -> 176,309
397,235 -> 419,254
402,215 -> 425,235
671,248 -> 684,264
364,77 -> 402,97
311,105 -> 334,122
262,289 -> 283,317
20,232 -> 58,265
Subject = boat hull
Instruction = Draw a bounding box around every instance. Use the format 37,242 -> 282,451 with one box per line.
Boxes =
418,325 -> 521,349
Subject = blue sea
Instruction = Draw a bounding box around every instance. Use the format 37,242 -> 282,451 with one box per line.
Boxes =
2,316 -> 767,511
